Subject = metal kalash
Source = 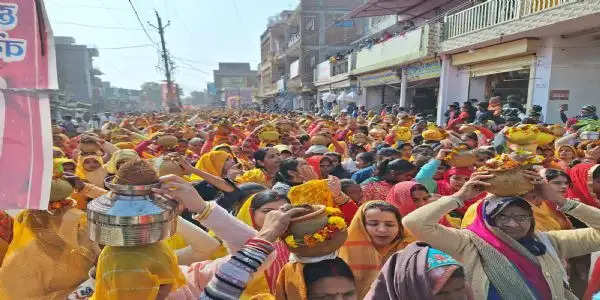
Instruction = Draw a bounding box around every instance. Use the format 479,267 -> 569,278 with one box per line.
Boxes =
87,176 -> 182,246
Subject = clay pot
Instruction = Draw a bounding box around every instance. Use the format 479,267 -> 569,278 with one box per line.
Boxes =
50,178 -> 74,202
484,168 -> 534,196
311,134 -> 330,146
288,205 -> 328,238
157,135 -> 178,148
290,229 -> 348,258
548,125 -> 566,137
446,151 -> 477,168
155,158 -> 185,177
459,125 -> 477,133
80,142 -> 100,153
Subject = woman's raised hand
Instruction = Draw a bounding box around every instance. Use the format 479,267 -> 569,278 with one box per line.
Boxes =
455,171 -> 493,204
257,204 -> 310,242
152,175 -> 206,213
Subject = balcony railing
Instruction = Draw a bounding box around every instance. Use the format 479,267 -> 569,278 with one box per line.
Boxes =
288,33 -> 301,48
444,0 -> 579,39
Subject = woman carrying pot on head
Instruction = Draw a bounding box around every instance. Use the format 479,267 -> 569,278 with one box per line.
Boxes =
365,243 -> 473,300
361,159 -> 417,202
273,158 -> 319,192
92,175 -> 304,300
403,170 -> 600,300
387,181 -> 460,228
75,155 -> 109,188
338,201 -> 414,299
236,148 -> 282,188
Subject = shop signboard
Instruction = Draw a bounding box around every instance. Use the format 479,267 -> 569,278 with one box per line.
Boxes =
221,77 -> 247,89
0,0 -> 56,209
207,82 -> 217,96
359,69 -> 400,87
549,90 -> 569,101
406,59 -> 442,82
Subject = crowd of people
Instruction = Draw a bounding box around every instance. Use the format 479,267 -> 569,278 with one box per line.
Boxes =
1,98 -> 600,300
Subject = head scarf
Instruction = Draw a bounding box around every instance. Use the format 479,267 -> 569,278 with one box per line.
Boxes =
364,242 -> 471,300
75,155 -> 107,188
436,167 -> 484,215
235,195 -> 290,296
114,142 -> 136,150
555,144 -> 577,161
93,241 -> 186,300
53,146 -> 66,158
104,150 -> 139,174
465,198 -> 552,300
338,201 -> 413,299
275,262 -> 308,300
306,156 -> 325,179
386,181 -> 421,216
190,150 -> 231,181
386,182 -> 454,227
567,163 -> 599,208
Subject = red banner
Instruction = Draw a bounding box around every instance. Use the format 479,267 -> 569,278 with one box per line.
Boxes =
0,0 -> 56,209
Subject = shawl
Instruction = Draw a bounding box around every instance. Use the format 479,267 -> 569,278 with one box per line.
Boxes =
92,241 -> 186,300
103,149 -> 139,174
567,163 -> 599,208
466,200 -> 552,300
386,181 -> 454,227
75,155 -> 108,188
190,150 -> 231,181
364,242 -> 471,300
0,208 -> 100,299
338,201 -> 413,299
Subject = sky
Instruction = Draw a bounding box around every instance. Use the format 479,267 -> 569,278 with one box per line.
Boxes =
44,0 -> 300,95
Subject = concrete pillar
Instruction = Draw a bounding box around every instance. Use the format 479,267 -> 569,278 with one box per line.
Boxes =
399,68 -> 408,107
529,38 -> 553,123
436,55 -> 469,125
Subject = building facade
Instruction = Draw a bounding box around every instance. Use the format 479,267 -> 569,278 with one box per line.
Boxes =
213,63 -> 258,108
54,36 -> 100,104
437,0 -> 600,124
257,0 -> 366,111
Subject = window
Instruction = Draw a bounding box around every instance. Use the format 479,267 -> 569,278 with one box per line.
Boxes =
305,16 -> 316,31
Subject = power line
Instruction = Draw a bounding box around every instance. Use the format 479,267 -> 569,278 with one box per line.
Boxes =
98,44 -> 154,50
53,21 -> 143,31
127,0 -> 158,46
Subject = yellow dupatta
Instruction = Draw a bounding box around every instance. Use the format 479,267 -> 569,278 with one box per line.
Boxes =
75,155 -> 108,188
104,149 -> 139,174
188,150 -> 231,181
0,208 -> 100,299
92,241 -> 186,300
236,168 -> 269,186
275,262 -> 308,300
337,201 -> 413,299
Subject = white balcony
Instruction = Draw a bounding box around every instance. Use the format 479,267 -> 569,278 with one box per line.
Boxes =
444,0 -> 580,39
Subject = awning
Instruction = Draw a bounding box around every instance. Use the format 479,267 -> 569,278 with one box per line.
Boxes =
469,55 -> 535,77
347,0 -> 462,22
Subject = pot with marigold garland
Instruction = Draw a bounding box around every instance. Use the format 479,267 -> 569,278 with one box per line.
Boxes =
283,205 -> 348,257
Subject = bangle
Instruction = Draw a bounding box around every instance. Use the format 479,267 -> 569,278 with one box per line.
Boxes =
192,202 -> 215,223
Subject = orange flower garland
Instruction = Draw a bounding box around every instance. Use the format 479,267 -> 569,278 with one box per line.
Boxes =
284,207 -> 347,249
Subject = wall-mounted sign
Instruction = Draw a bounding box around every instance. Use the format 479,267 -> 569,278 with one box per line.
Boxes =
406,59 -> 442,82
550,90 -> 569,101
358,69 -> 400,87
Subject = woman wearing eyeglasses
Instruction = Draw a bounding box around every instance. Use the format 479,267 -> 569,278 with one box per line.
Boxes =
403,171 -> 600,300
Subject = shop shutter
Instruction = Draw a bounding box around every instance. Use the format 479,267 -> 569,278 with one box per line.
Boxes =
469,55 -> 535,77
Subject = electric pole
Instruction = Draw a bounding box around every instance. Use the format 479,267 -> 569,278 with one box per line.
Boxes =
149,10 -> 181,112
